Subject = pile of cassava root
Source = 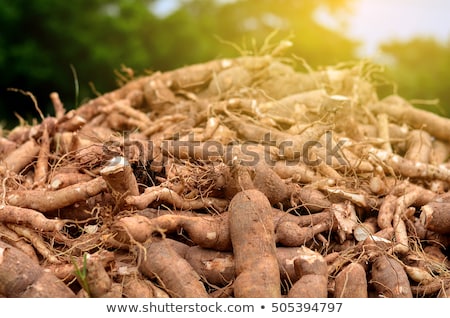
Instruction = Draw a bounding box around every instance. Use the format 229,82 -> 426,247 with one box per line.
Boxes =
1,43 -> 450,298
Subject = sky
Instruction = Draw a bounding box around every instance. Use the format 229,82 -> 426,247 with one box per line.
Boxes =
316,0 -> 450,58
152,0 -> 450,58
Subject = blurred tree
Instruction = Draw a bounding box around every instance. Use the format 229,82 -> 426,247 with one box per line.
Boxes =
212,0 -> 357,65
0,0 -> 159,127
380,38 -> 450,116
153,0 -> 357,68
0,0 -> 358,128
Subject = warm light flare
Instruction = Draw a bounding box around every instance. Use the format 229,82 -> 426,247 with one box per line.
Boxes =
316,0 -> 450,58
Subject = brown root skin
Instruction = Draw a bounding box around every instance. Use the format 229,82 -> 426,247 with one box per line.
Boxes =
288,275 -> 328,298
287,247 -> 328,298
230,120 -> 330,161
0,223 -> 39,263
272,160 -> 321,183
0,241 -> 75,297
6,177 -> 108,213
371,95 -> 450,143
378,181 -> 437,230
252,162 -> 291,205
7,224 -> 60,264
184,246 -> 235,286
49,172 -> 93,190
274,208 -> 332,227
224,162 -> 293,206
139,238 -> 209,298
420,193 -> 450,234
0,139 -> 40,175
223,163 -> 255,200
404,130 -> 432,163
334,262 -> 368,298
370,147 -> 450,181
275,221 -> 330,247
100,156 -> 139,210
114,212 -> 232,251
331,201 -> 358,243
376,113 -> 393,153
438,286 -> 450,298
370,254 -> 413,298
45,250 -> 115,283
411,278 -> 450,297
229,189 -> 281,298
84,254 -> 112,298
50,91 -> 66,119
184,243 -> 338,288
290,186 -> 331,212
34,123 -> 50,186
207,65 -> 252,96
58,75 -> 151,131
125,186 -> 229,212
0,205 -> 65,232
162,58 -> 234,92
122,276 -> 157,298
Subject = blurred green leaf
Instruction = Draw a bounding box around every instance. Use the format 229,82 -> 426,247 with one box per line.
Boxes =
380,37 -> 450,116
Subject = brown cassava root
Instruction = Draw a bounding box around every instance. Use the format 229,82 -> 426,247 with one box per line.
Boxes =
229,190 -> 281,298
0,241 -> 75,297
287,247 -> 328,298
139,238 -> 210,298
6,177 -> 108,213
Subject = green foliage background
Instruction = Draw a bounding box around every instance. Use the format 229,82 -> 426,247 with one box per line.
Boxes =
0,0 -> 449,128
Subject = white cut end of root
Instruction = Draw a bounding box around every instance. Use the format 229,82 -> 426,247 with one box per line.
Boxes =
75,115 -> 87,124
228,98 -> 239,106
330,94 -> 350,101
420,205 -> 432,226
204,256 -> 233,272
366,235 -> 391,244
354,224 -> 374,242
207,117 -> 217,126
373,148 -> 388,161
109,156 -> 128,167
0,247 -> 4,264
50,179 -> 62,190
118,266 -> 137,275
327,179 -> 336,186
206,232 -> 217,240
299,246 -> 324,264
285,256 -> 299,266
84,224 -> 98,234
221,59 -> 233,68
101,156 -> 129,174
6,194 -> 19,202
400,124 -> 409,134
